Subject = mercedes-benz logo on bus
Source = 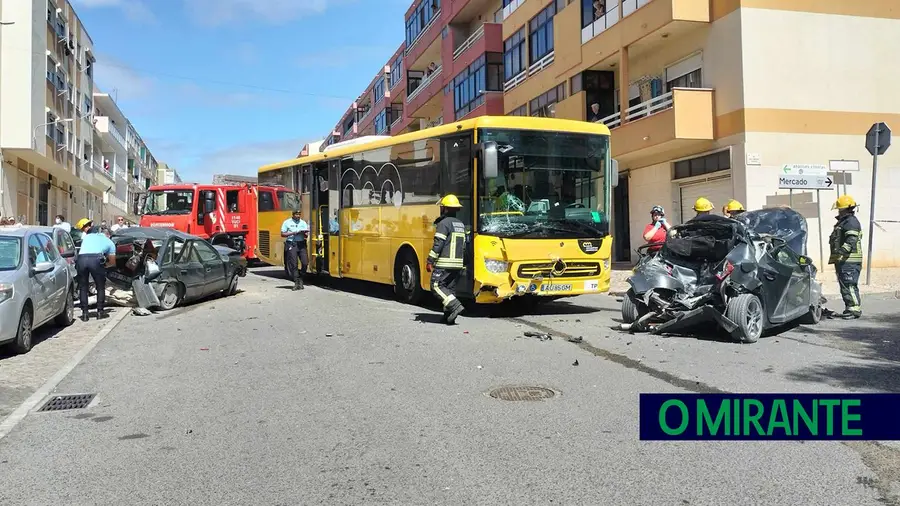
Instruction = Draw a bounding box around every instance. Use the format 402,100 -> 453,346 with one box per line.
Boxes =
551,260 -> 567,277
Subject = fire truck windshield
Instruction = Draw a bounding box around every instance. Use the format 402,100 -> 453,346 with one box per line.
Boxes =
143,190 -> 194,215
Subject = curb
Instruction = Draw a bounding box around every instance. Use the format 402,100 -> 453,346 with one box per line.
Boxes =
0,308 -> 130,441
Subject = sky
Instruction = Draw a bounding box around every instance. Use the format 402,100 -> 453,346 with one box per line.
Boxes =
73,0 -> 409,183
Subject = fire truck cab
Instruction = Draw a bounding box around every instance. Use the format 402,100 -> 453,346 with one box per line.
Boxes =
140,183 -> 269,260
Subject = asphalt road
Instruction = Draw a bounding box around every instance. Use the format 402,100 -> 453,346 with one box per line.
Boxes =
0,267 -> 898,505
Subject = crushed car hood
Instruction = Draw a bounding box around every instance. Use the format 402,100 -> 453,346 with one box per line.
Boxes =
734,207 -> 809,256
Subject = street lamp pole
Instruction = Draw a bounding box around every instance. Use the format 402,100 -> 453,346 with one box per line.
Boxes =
32,118 -> 74,150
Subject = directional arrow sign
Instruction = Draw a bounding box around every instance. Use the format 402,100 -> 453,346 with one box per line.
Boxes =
781,164 -> 828,176
778,174 -> 834,190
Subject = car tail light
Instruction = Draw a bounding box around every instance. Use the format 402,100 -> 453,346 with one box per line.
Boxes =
716,261 -> 735,281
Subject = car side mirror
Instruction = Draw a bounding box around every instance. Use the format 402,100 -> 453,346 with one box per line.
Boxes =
610,158 -> 620,187
145,259 -> 161,281
61,250 -> 75,259
204,198 -> 215,214
799,255 -> 812,266
478,141 -> 498,179
32,261 -> 54,274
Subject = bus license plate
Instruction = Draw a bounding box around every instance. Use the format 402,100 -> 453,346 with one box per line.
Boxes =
541,283 -> 571,292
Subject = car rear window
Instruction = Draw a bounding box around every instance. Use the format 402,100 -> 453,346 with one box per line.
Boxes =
0,237 -> 22,270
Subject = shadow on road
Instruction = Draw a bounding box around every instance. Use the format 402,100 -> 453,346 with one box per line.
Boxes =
784,312 -> 900,391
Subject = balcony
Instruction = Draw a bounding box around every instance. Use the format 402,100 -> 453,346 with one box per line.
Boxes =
105,193 -> 129,214
581,0 -> 710,52
407,65 -> 442,104
597,87 -> 714,162
453,24 -> 484,60
77,161 -> 94,186
500,0 -> 525,21
114,163 -> 126,180
94,116 -> 126,150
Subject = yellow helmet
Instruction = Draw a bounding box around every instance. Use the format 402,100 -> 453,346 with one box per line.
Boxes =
723,199 -> 745,213
439,194 -> 462,208
75,218 -> 92,230
693,197 -> 714,212
832,194 -> 857,210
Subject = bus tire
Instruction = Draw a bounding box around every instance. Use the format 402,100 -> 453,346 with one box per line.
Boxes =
394,249 -> 424,305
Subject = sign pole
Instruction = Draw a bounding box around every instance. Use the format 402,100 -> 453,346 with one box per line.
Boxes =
789,189 -> 793,208
817,189 -> 825,269
865,130 -> 879,286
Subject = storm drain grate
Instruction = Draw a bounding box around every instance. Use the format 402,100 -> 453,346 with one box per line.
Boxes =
37,394 -> 96,412
489,386 -> 556,402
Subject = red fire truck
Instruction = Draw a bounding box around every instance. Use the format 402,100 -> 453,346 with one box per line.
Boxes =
139,183 -> 298,261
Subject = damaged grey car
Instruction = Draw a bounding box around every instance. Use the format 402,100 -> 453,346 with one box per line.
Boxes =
107,227 -> 248,311
621,207 -> 824,343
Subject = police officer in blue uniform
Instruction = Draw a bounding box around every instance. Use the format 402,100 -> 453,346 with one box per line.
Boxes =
281,209 -> 309,291
74,218 -> 116,321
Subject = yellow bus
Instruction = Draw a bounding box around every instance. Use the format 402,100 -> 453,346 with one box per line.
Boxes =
257,115 -> 617,305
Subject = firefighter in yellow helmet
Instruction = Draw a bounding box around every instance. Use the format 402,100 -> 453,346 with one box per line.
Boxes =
722,199 -> 745,218
829,194 -> 863,319
425,194 -> 467,324
687,197 -> 721,223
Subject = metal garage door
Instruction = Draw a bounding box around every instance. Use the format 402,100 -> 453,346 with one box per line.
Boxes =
679,175 -> 733,222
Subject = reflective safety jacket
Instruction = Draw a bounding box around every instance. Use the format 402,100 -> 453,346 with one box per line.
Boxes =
829,214 -> 863,264
427,215 -> 467,270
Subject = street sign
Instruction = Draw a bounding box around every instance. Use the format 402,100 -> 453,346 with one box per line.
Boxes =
781,164 -> 828,176
828,160 -> 859,172
866,122 -> 891,156
778,174 -> 835,190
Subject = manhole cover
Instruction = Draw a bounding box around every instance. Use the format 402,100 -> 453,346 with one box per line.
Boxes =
38,394 -> 96,412
489,386 -> 556,401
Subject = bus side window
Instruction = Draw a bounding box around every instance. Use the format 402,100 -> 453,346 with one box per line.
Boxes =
226,190 -> 240,212
258,191 -> 275,212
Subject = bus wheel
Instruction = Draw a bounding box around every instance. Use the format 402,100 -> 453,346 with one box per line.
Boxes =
394,250 -> 423,305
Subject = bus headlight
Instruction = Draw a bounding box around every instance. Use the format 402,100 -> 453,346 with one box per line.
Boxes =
603,259 -> 610,271
484,258 -> 509,274
0,284 -> 12,304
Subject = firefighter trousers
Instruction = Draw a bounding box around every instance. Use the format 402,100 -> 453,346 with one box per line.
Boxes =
431,268 -> 462,313
835,262 -> 862,314
76,254 -> 107,313
284,242 -> 308,284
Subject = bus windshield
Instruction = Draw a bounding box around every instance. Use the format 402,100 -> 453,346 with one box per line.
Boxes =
477,129 -> 609,239
143,190 -> 195,215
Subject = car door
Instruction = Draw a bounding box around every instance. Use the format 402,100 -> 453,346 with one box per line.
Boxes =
35,233 -> 67,313
756,246 -> 794,324
26,234 -> 55,325
192,240 -> 228,295
772,244 -> 811,321
54,228 -> 77,280
174,240 -> 206,299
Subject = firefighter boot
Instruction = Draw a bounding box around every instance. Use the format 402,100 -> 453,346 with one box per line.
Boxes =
445,300 -> 464,325
293,275 -> 304,291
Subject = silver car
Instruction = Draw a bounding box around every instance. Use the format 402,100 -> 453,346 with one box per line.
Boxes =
0,226 -> 76,354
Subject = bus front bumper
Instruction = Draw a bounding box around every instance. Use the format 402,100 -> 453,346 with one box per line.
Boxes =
474,269 -> 611,304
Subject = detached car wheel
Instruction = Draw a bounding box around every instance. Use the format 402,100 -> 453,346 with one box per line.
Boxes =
621,289 -> 644,324
726,293 -> 764,344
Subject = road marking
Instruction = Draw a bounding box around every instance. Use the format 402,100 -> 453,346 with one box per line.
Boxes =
0,309 -> 130,441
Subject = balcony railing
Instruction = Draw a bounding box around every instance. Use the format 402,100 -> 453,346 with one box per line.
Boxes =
105,193 -> 128,213
528,51 -> 554,77
503,70 -> 527,92
453,24 -> 485,61
597,91 -> 674,129
501,0 -> 525,21
407,65 -> 442,103
406,9 -> 441,56
114,163 -> 126,180
582,1 -> 622,44
623,0 -> 652,17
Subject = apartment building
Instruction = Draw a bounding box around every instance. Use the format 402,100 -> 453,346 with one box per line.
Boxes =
312,0 -> 899,268
157,162 -> 182,185
0,0 -> 158,226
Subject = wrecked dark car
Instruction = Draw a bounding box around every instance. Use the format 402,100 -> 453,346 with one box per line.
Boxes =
107,227 -> 248,311
621,208 -> 823,343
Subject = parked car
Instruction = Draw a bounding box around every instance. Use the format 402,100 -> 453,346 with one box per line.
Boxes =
107,227 -> 247,311
0,226 -> 76,353
622,207 -> 823,343
34,226 -> 78,280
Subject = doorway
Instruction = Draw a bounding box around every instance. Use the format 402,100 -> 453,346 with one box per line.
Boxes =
312,162 -> 330,274
613,174 -> 630,262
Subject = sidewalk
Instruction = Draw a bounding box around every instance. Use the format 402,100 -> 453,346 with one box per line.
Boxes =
608,266 -> 900,297
0,308 -> 127,421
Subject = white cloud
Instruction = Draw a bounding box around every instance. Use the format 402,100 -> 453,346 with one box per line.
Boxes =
73,0 -> 156,23
183,0 -> 357,26
93,56 -> 156,101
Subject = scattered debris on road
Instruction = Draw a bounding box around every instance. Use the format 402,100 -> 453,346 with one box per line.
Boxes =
567,336 -> 583,343
572,360 -> 579,366
199,347 -> 209,351
524,331 -> 552,341
132,307 -> 152,316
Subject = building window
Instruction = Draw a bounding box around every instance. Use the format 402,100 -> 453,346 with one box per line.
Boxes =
666,68 -> 702,92
503,28 -> 526,81
570,73 -> 583,94
507,105 -> 527,116
673,150 -> 730,180
389,104 -> 403,126
373,76 -> 386,99
582,0 -> 618,28
374,109 -> 388,134
453,53 -> 503,120
529,2 -> 557,64
390,55 -> 403,89
405,0 -> 441,47
530,83 -> 566,117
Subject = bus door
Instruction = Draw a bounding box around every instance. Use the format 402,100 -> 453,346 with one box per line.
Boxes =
442,134 -> 475,299
310,162 -> 330,274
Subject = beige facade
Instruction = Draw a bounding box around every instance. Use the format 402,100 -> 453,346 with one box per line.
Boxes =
0,0 -> 158,226
502,0 -> 900,268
